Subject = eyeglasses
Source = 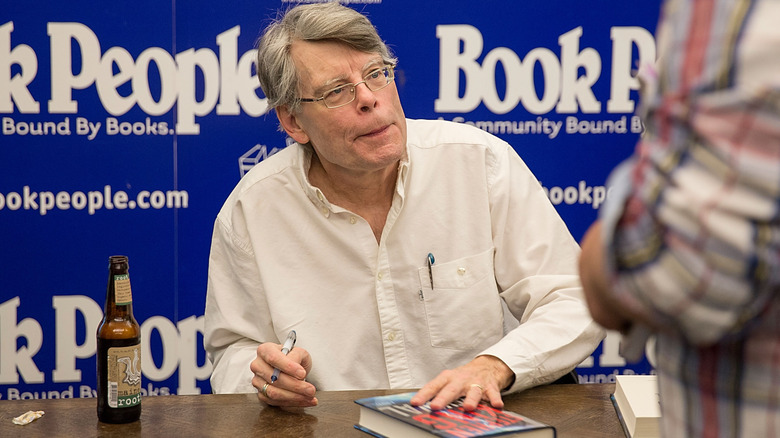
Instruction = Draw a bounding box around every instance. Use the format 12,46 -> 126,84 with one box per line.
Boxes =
300,65 -> 395,109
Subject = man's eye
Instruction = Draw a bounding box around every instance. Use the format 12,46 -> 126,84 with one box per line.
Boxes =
367,70 -> 381,79
330,86 -> 346,96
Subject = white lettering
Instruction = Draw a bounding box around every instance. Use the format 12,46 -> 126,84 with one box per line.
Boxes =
0,22 -> 40,113
141,316 -> 180,381
35,23 -> 266,133
607,26 -> 656,113
87,190 -> 103,215
97,46 -> 136,115
5,22 -> 650,130
593,185 -> 607,209
6,191 -> 21,210
1,117 -> 71,135
135,47 -> 178,115
436,25 -> 656,115
48,23 -> 102,113
7,386 -> 74,399
176,316 -> 211,395
216,26 -> 266,116
542,180 -> 610,209
52,296 -> 102,382
436,25 -> 602,114
39,191 -> 54,215
556,27 -> 601,113
80,385 -> 96,398
71,191 -> 86,210
175,48 -> 220,135
480,47 -> 523,114
518,47 -> 560,114
435,25 -> 484,113
140,383 -> 171,396
631,115 -> 643,133
2,295 -> 212,393
565,116 -> 628,134
0,297 -> 44,384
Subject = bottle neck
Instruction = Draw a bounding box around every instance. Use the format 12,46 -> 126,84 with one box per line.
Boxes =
105,257 -> 134,317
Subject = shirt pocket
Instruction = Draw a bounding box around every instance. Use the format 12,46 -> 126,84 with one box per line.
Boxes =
417,248 -> 503,350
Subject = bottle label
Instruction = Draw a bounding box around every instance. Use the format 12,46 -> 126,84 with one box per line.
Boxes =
106,345 -> 142,408
113,274 -> 133,305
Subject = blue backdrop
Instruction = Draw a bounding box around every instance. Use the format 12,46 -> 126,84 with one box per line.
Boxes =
1,0 -> 660,399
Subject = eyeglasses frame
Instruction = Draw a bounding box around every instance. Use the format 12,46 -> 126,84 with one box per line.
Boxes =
299,65 -> 396,109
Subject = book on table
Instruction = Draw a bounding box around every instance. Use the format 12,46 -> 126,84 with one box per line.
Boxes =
354,391 -> 555,438
611,375 -> 661,438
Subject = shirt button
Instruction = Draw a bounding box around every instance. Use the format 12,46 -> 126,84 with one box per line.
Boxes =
387,332 -> 396,341
317,191 -> 324,201
377,272 -> 383,280
320,207 -> 329,216
458,267 -> 466,275
350,216 -> 357,224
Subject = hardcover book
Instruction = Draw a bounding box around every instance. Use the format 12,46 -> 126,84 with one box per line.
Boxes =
611,375 -> 661,438
354,392 -> 555,438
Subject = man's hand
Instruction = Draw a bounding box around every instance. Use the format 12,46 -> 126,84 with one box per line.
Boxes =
410,355 -> 513,411
250,342 -> 317,407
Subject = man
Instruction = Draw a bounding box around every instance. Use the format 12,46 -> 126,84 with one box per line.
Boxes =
580,0 -> 780,436
205,2 -> 604,410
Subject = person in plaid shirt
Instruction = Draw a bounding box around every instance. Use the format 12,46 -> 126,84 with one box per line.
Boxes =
579,0 -> 780,436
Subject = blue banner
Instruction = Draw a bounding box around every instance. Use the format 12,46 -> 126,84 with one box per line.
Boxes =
1,0 -> 661,400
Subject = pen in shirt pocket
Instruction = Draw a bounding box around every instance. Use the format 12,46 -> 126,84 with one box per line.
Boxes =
418,253 -> 435,301
427,252 -> 435,290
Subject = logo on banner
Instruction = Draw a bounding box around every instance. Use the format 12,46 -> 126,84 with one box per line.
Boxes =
435,25 -> 655,138
1,22 -> 266,137
238,137 -> 293,177
2,21 -> 655,140
0,296 -> 211,398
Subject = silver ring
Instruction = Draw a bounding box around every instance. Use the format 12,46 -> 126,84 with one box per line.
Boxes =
470,383 -> 484,392
261,382 -> 271,398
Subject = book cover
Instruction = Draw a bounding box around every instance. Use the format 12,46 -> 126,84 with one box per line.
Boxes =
355,391 -> 555,438
611,375 -> 661,438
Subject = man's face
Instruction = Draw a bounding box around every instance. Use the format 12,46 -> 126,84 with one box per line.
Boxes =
280,40 -> 407,176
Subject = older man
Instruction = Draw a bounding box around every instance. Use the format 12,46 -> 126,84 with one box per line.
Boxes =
204,2 -> 604,410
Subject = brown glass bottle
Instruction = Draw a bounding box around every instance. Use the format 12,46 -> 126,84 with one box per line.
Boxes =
97,255 -> 142,423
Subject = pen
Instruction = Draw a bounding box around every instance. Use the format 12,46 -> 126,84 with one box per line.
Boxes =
270,330 -> 296,383
427,253 -> 435,289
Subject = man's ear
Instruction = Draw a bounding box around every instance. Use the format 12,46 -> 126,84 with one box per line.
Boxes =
276,106 -> 310,145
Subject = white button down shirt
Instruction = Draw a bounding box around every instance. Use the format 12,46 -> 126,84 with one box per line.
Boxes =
204,118 -> 604,394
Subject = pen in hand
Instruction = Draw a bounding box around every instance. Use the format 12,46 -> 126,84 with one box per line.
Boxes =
270,330 -> 296,383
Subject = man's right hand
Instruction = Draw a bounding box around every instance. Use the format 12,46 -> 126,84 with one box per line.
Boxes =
251,342 -> 317,407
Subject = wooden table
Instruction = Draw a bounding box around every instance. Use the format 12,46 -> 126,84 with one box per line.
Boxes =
0,383 -> 622,437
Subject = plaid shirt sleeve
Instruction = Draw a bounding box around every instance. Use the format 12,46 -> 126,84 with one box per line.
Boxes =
599,0 -> 780,347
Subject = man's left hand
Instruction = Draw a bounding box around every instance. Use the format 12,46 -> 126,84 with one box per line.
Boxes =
410,355 -> 513,411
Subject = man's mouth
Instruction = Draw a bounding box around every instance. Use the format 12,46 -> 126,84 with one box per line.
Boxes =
363,125 -> 390,137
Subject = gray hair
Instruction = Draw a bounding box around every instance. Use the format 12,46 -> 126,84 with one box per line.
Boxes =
255,2 -> 397,114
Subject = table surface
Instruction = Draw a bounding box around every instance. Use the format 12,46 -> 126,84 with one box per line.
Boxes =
0,383 -> 623,437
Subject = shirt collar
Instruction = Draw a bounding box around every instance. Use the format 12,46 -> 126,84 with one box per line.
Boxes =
295,141 -> 411,209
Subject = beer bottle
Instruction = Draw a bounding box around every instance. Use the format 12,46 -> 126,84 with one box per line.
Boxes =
97,255 -> 142,423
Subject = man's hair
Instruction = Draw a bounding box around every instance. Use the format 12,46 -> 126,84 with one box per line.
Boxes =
255,2 -> 397,113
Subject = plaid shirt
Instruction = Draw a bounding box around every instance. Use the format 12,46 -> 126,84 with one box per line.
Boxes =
600,0 -> 780,436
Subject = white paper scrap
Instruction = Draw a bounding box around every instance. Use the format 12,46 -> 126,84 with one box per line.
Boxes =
12,410 -> 45,425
